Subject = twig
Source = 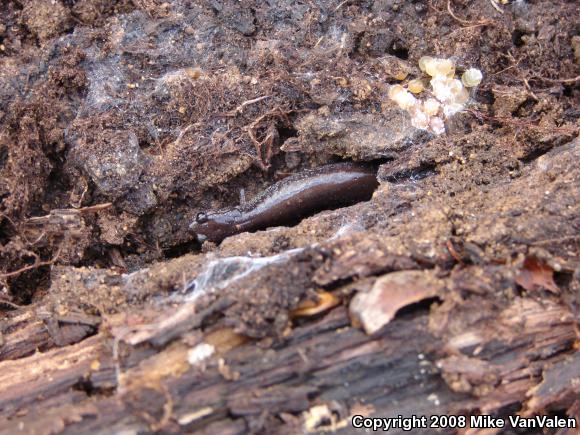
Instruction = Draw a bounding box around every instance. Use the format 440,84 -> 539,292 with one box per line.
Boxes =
77,202 -> 113,214
446,240 -> 465,265
0,299 -> 24,310
333,0 -> 350,13
493,51 -> 522,77
0,244 -> 63,279
245,107 -> 291,170
0,212 -> 18,231
492,64 -> 518,76
29,231 -> 47,246
521,77 -> 539,101
225,95 -> 271,117
489,0 -> 504,14
529,75 -> 580,84
26,203 -> 113,225
448,22 -> 491,37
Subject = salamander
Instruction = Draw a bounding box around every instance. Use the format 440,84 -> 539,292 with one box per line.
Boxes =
189,162 -> 379,243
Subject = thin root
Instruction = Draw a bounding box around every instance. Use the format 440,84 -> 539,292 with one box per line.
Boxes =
245,107 -> 291,170
447,0 -> 494,26
489,0 -> 504,14
0,244 -> 63,279
225,95 -> 271,117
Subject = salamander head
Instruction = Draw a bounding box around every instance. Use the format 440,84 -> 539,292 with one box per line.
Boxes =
189,208 -> 242,243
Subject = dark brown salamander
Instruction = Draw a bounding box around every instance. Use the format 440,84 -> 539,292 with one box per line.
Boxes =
189,162 -> 379,243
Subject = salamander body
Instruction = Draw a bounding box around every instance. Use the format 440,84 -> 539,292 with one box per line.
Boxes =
189,162 -> 379,243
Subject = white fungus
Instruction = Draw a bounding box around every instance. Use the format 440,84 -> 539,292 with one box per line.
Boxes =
429,117 -> 446,135
431,76 -> 455,103
423,98 -> 441,116
453,85 -> 470,104
443,102 -> 465,117
410,106 -> 430,129
187,343 -> 215,365
462,68 -> 483,87
418,56 -> 433,72
388,85 -> 417,110
388,57 -> 483,135
423,57 -> 455,78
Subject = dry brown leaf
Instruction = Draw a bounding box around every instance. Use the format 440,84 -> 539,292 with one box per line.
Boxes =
291,291 -> 340,317
349,270 -> 444,334
515,256 -> 559,294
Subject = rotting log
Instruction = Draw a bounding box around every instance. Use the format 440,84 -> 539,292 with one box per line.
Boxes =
0,138 -> 578,435
0,294 -> 577,434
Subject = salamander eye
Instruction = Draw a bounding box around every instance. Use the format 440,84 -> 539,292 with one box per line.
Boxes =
196,212 -> 208,224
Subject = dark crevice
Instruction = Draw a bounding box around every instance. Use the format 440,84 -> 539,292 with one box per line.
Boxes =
562,84 -> 574,98
512,98 -> 537,117
8,266 -> 52,305
379,163 -> 437,184
389,40 -> 409,60
73,378 -> 116,398
164,239 -> 201,259
512,29 -> 528,47
277,125 -> 298,143
0,217 -> 14,245
477,89 -> 495,106
554,270 -> 573,289
517,145 -> 553,163
0,146 -> 8,170
392,297 -> 442,320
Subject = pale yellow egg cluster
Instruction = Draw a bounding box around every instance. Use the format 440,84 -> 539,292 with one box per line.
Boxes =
389,56 -> 483,135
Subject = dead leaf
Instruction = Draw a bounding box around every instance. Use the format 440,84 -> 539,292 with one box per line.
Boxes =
349,270 -> 444,334
291,291 -> 340,317
515,256 -> 559,294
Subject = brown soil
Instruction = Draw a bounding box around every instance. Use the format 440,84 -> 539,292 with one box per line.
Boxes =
0,0 -> 578,433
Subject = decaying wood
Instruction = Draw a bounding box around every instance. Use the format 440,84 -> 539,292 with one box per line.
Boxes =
0,295 -> 576,434
1,138 -> 579,434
